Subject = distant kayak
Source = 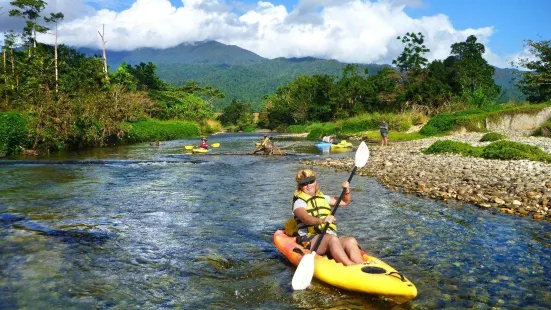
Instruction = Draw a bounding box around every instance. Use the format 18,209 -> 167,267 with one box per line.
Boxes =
315,142 -> 331,153
273,230 -> 417,304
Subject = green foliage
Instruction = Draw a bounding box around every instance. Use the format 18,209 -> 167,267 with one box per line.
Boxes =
121,119 -> 199,144
423,139 -> 551,163
448,35 -> 500,100
0,112 -> 28,155
338,113 -> 411,135
287,125 -> 308,133
422,140 -> 483,157
148,89 -> 214,121
482,140 -> 551,162
392,32 -> 430,73
480,132 -> 506,142
218,99 -> 253,130
305,122 -> 338,140
516,40 -> 551,102
420,107 -> 499,136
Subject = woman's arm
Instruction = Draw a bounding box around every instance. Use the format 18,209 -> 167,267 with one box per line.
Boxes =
329,181 -> 351,206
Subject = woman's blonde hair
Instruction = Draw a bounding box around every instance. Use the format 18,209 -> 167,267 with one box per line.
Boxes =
295,169 -> 318,191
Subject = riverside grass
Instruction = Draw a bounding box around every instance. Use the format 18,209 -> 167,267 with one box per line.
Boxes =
480,132 -> 506,142
423,140 -> 551,163
420,102 -> 551,136
121,119 -> 200,143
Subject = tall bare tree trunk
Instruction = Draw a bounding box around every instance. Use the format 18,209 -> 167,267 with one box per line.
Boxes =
10,49 -> 18,89
98,24 -> 109,82
3,49 -> 7,107
54,24 -> 58,93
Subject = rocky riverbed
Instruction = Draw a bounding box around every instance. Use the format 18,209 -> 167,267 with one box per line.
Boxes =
303,133 -> 551,220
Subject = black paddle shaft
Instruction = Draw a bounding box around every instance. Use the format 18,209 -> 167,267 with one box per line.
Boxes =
310,166 -> 357,252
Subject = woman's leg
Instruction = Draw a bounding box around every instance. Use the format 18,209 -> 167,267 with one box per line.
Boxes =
340,237 -> 363,264
310,234 -> 355,266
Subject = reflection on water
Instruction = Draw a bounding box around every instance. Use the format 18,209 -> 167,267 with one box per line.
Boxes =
1,133 -> 550,309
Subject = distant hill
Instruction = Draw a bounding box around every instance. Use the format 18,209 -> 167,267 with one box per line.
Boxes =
78,40 -> 265,66
77,40 -> 524,110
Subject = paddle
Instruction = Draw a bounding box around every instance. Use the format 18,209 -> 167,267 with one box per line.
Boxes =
184,143 -> 220,150
291,141 -> 370,291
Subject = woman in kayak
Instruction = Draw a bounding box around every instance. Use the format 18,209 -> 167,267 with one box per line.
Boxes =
292,169 -> 363,266
199,137 -> 209,149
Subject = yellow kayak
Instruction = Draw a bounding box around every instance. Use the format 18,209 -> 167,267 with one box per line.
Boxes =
331,140 -> 353,149
273,230 -> 417,303
192,148 -> 209,154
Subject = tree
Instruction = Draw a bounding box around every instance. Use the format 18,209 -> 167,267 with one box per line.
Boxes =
219,99 -> 253,130
392,32 -> 430,73
9,0 -> 49,54
517,40 -> 551,102
332,64 -> 369,117
449,35 -> 500,102
126,62 -> 168,91
44,12 -> 64,93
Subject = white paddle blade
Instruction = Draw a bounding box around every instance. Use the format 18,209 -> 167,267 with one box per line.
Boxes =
291,251 -> 316,290
355,141 -> 370,168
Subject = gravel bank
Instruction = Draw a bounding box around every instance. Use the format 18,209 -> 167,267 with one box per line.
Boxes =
302,133 -> 551,220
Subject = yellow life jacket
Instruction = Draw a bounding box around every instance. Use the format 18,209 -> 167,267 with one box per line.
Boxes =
292,190 -> 337,235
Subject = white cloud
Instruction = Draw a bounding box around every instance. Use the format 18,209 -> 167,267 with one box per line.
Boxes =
0,0 -> 518,67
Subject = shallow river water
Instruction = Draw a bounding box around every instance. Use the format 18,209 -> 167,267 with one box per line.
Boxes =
1,133 -> 550,309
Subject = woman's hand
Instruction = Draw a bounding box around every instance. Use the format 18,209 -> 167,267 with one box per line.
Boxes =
341,181 -> 350,193
323,215 -> 335,224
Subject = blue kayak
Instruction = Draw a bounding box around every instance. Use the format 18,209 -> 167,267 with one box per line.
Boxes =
315,142 -> 332,153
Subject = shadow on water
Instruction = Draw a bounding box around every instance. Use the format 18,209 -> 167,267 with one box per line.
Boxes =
1,213 -> 110,244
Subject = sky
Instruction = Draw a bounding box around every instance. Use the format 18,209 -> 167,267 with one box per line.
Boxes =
0,0 -> 549,68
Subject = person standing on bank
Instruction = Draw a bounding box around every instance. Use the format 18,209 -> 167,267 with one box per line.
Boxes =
379,118 -> 389,146
292,169 -> 363,266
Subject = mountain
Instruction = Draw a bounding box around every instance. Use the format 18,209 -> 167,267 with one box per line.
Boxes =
77,41 -> 523,110
78,40 -> 265,67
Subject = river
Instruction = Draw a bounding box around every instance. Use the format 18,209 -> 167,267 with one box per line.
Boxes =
1,133 -> 550,309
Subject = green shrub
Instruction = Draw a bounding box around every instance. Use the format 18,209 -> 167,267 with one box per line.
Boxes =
288,125 -> 307,133
423,140 -> 483,157
482,140 -> 551,162
122,119 -> 199,143
305,122 -> 338,140
0,112 -> 29,155
480,132 -> 506,142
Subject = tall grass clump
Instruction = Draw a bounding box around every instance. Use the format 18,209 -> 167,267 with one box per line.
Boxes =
482,140 -> 551,162
122,119 -> 199,143
338,112 -> 414,135
201,119 -> 223,135
422,140 -> 483,157
420,108 -> 494,136
480,132 -> 506,142
287,125 -> 308,133
0,112 -> 29,155
306,122 -> 338,140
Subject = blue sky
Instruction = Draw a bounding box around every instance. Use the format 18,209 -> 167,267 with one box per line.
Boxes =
1,0 -> 549,68
403,0 -> 550,55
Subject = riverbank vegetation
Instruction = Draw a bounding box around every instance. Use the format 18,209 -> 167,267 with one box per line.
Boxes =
260,35 -> 551,140
0,0 -> 223,156
423,140 -> 551,163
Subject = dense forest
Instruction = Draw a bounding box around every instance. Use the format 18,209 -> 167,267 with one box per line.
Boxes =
0,0 -> 224,156
79,41 -> 525,111
1,1 -> 550,155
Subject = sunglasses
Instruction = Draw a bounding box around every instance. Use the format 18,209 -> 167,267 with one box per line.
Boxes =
302,179 -> 316,186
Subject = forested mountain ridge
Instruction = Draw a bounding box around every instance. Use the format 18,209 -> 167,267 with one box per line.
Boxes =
78,40 -> 523,111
